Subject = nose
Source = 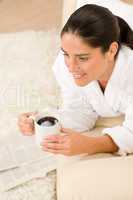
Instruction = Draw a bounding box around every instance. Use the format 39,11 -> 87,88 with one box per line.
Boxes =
67,57 -> 78,73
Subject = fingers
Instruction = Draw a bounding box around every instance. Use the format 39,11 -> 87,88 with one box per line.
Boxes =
41,142 -> 70,155
44,134 -> 68,143
18,112 -> 36,135
61,127 -> 76,134
42,142 -> 65,150
18,123 -> 34,135
18,111 -> 38,122
41,147 -> 69,155
41,135 -> 69,152
18,118 -> 34,127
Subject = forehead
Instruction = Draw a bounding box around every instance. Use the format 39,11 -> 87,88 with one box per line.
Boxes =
61,33 -> 101,55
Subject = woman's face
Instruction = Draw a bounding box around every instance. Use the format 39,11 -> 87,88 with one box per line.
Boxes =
61,33 -> 117,87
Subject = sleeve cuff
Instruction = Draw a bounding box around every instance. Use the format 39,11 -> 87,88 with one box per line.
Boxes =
102,125 -> 133,156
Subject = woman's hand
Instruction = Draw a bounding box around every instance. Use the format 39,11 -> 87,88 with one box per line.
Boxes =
40,127 -> 97,156
18,112 -> 37,136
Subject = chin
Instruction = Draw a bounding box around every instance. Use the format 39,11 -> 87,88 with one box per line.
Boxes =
74,79 -> 90,87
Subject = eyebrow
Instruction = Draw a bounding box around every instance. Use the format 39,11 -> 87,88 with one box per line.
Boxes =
61,47 -> 91,56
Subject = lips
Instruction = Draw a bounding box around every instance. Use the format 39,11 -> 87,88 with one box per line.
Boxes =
72,73 -> 86,79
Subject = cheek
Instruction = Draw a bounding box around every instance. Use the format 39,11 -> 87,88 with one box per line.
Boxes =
84,59 -> 99,73
84,59 -> 104,78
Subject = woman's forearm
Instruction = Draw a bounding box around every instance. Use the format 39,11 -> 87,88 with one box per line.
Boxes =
90,134 -> 119,154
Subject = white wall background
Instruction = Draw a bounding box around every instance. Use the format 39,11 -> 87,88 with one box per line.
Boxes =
62,0 -> 76,26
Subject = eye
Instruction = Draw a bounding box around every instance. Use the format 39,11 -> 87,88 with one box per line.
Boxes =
63,53 -> 69,56
61,49 -> 69,57
62,53 -> 69,58
79,57 -> 89,61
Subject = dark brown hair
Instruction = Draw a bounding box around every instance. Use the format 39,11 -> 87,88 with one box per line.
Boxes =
61,4 -> 133,53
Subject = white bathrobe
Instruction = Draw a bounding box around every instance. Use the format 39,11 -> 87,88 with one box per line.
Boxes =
52,45 -> 133,156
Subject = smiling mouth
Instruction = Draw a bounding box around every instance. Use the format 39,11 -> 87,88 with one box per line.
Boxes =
72,73 -> 86,79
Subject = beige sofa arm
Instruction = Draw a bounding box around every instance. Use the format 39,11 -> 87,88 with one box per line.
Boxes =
57,154 -> 133,200
57,116 -> 133,199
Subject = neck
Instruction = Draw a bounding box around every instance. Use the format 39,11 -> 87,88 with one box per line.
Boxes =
98,60 -> 115,89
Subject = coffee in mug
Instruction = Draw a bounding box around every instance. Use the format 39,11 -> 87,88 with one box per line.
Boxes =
30,114 -> 60,146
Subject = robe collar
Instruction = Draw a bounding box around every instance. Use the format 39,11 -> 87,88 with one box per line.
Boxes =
82,46 -> 128,116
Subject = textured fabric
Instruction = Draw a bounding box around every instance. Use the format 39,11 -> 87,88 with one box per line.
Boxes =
0,30 -> 59,199
57,115 -> 133,200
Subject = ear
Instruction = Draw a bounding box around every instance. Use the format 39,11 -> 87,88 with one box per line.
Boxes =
106,42 -> 119,61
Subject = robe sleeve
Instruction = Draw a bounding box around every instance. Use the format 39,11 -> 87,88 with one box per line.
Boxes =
102,93 -> 133,156
52,52 -> 98,132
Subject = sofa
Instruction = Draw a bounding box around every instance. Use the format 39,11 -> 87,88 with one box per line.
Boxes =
57,116 -> 133,200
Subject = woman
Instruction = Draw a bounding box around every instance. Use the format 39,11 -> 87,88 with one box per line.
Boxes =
18,4 -> 133,156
